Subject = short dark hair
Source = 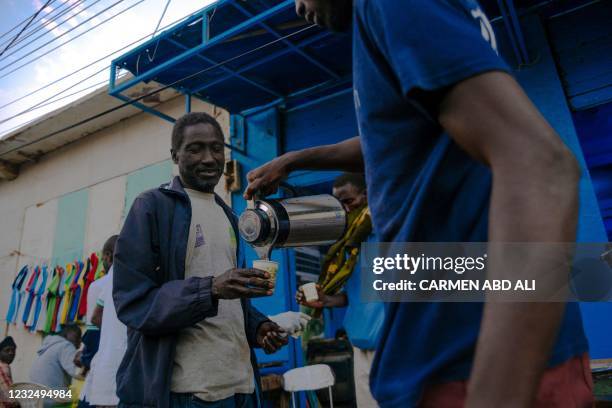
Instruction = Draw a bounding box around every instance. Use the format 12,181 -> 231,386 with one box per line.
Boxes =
103,235 -> 118,255
60,323 -> 81,338
171,112 -> 224,151
333,173 -> 366,192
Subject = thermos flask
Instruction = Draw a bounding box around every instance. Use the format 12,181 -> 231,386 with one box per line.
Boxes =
239,194 -> 347,259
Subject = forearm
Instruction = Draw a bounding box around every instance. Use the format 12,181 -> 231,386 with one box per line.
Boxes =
467,152 -> 580,407
322,293 -> 348,308
286,137 -> 364,173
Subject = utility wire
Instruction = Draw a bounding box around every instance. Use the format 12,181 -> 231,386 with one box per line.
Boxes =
0,0 -> 145,79
0,0 -> 58,41
0,11 -> 197,112
0,0 -> 54,57
0,12 -> 195,113
0,0 -> 89,52
0,0 -> 125,68
0,24 -> 317,155
0,69 -> 108,125
146,0 -> 172,62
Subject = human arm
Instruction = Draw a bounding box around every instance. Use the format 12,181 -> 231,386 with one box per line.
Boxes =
59,344 -> 81,379
438,72 -> 579,408
362,1 -> 579,404
113,195 -> 272,336
243,137 -> 363,199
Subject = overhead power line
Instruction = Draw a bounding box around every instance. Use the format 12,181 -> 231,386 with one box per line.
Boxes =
0,0 -> 58,41
0,0 -> 54,57
0,0 -> 103,64
0,24 -> 317,156
0,0 -> 125,68
0,0 -> 146,80
0,0 -> 88,52
0,10 -> 197,113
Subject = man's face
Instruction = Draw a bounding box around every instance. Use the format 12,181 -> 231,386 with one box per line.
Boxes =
172,123 -> 225,193
333,183 -> 367,213
66,332 -> 81,349
102,250 -> 112,272
0,346 -> 15,364
294,0 -> 353,32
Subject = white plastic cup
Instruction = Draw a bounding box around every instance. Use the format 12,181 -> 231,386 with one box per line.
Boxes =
300,282 -> 319,302
253,260 -> 279,291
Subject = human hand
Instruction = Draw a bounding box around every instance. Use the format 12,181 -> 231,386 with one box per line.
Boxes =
243,154 -> 294,200
295,284 -> 326,309
212,268 -> 274,299
256,321 -> 289,354
268,311 -> 311,336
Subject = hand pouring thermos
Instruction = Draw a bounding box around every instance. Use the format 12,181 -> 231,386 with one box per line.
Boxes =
239,194 -> 347,259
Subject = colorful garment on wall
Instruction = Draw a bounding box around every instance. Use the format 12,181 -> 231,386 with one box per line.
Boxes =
78,253 -> 99,319
43,266 -> 62,334
6,252 -> 106,335
5,265 -> 29,324
30,265 -> 49,332
21,266 -> 40,327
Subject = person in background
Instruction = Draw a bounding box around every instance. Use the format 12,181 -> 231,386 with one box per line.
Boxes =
296,173 -> 385,407
0,336 -> 17,408
30,323 -> 82,391
78,235 -> 117,408
113,112 -> 288,408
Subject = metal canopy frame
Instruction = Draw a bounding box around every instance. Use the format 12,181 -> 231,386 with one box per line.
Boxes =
108,0 -> 350,124
108,0 -> 602,124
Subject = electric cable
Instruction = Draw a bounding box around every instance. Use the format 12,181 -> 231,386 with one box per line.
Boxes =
0,0 -> 128,71
0,69 -> 108,125
0,0 -> 91,57
0,0 -> 54,57
0,24 -> 317,155
0,0 -> 86,50
0,10 -> 197,112
0,0 -> 58,41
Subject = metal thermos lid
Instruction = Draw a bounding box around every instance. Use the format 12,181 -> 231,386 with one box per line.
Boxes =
238,209 -> 269,244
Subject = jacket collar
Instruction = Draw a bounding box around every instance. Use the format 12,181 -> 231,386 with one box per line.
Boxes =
160,176 -> 230,211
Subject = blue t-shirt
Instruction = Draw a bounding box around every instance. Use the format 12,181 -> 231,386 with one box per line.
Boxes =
343,246 -> 386,350
353,1 -> 589,406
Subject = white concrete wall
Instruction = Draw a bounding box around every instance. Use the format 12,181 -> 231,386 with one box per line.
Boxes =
0,96 -> 230,382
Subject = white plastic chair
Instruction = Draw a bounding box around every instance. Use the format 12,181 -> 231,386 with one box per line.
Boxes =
283,364 -> 335,408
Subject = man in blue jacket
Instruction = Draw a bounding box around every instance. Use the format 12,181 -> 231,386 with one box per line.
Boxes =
113,112 -> 288,408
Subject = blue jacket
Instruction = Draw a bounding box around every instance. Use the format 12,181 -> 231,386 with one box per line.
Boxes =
113,176 -> 268,407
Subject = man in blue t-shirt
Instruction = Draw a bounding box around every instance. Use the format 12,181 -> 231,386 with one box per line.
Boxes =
297,173 -> 385,407
245,1 -> 592,407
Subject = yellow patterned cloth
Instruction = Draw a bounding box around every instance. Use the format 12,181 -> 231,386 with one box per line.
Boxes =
318,205 -> 372,295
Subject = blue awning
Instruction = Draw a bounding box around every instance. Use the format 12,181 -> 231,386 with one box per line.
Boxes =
109,0 -> 351,113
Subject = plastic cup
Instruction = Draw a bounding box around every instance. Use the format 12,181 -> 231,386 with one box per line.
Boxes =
300,282 -> 319,302
253,260 -> 279,291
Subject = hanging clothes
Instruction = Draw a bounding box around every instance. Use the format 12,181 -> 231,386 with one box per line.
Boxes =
68,261 -> 85,322
94,252 -> 105,280
43,266 -> 62,334
58,263 -> 74,327
78,253 -> 99,320
31,265 -> 49,332
21,266 -> 40,327
14,265 -> 34,325
5,265 -> 29,324
51,267 -> 66,333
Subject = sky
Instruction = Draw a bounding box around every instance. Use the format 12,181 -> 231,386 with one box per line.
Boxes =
0,0 -> 216,138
